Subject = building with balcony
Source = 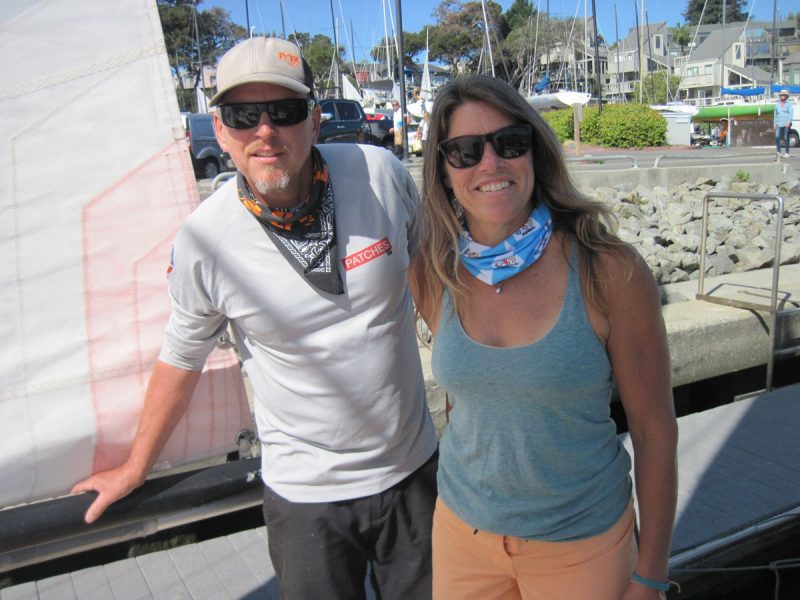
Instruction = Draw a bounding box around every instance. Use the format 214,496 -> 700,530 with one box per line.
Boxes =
538,17 -> 609,96
606,21 -> 673,100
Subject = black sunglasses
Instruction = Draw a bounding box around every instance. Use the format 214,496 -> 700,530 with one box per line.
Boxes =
218,98 -> 315,129
438,124 -> 533,169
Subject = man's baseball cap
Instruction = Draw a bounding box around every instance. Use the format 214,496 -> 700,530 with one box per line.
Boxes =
209,37 -> 314,107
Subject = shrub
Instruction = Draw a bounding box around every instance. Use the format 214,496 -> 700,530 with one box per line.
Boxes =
541,108 -> 574,142
579,106 -> 602,144
593,104 -> 667,148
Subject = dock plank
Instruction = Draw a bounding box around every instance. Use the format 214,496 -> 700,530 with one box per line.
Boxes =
167,543 -> 230,600
68,568 -> 115,600
664,383 -> 800,556
196,534 -> 268,598
135,552 -> 190,600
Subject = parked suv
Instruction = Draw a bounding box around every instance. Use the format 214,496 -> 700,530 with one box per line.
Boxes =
318,99 -> 370,144
180,112 -> 232,179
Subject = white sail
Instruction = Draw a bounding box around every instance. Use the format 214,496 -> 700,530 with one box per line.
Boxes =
342,75 -> 362,101
420,30 -> 432,101
196,85 -> 210,113
0,0 -> 251,508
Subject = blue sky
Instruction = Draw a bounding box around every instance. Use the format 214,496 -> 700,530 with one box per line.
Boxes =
203,0 -> 794,63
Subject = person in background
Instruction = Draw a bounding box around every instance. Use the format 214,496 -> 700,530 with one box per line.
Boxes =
774,89 -> 794,158
390,98 -> 409,158
417,109 -> 431,155
411,75 -> 678,600
72,37 -> 438,600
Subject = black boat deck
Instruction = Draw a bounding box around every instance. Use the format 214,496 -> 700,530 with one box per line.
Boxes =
3,384 -> 800,599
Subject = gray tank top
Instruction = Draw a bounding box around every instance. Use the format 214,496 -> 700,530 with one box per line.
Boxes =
432,245 -> 632,540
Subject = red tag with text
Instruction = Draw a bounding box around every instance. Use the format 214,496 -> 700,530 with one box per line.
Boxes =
342,237 -> 393,271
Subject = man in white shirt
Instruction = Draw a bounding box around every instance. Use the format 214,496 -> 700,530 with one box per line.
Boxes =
72,37 -> 438,600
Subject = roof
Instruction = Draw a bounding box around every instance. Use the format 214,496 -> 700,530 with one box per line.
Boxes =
617,21 -> 669,52
726,63 -> 773,85
685,26 -> 746,63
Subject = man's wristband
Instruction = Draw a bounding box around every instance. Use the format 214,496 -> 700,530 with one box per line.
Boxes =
631,572 -> 671,592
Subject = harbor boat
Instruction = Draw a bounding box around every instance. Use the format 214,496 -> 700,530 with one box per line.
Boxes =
690,102 -> 787,147
526,90 -> 592,111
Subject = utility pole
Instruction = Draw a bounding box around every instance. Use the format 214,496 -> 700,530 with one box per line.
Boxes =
244,0 -> 250,34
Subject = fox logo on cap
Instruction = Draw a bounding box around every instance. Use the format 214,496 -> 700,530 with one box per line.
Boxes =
278,51 -> 300,67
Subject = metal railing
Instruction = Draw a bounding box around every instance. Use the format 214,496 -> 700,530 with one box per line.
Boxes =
696,192 -> 798,393
653,152 -> 780,167
212,171 -> 236,191
566,155 -> 639,169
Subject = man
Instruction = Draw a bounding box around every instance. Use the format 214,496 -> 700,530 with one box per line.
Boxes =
72,37 -> 438,600
775,89 -> 794,158
389,99 -> 408,158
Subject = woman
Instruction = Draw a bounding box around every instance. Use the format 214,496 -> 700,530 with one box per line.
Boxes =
411,75 -> 678,600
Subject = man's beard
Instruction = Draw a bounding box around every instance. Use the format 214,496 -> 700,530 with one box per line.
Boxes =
253,167 -> 291,196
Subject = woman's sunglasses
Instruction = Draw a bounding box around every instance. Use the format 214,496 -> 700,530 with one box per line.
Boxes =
438,124 -> 533,169
218,98 -> 315,129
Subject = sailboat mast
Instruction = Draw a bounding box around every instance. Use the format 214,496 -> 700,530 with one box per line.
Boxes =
383,0 -> 391,81
770,0 -> 777,91
615,3 -> 621,98
329,0 -> 340,97
635,0 -> 643,103
546,0 -> 550,85
480,0 -> 495,77
350,19 -> 359,92
591,0 -> 602,110
584,0 -> 588,92
192,0 -> 205,112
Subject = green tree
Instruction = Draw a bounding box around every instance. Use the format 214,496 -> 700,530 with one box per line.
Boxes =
683,0 -> 747,26
428,0 -> 508,75
633,72 -> 682,104
670,23 -> 691,55
294,34 -> 345,94
502,14 -> 581,89
369,31 -> 427,79
504,0 -> 535,31
158,0 -> 246,94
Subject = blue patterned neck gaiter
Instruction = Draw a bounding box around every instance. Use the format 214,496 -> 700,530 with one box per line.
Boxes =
459,203 -> 553,287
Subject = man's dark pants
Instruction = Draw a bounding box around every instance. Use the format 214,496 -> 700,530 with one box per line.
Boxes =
262,450 -> 438,600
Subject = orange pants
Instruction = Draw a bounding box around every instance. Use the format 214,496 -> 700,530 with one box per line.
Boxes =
432,498 -> 637,600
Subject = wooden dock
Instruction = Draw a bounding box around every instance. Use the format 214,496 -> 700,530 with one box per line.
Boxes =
3,383 -> 799,599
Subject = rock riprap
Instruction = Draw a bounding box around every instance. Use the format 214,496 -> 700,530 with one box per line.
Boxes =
595,176 -> 800,285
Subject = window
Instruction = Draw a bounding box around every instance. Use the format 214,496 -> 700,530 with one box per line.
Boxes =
335,101 -> 360,121
654,35 -> 661,50
735,44 -> 742,60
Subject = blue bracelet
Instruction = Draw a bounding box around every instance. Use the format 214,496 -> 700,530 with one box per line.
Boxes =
631,572 -> 671,592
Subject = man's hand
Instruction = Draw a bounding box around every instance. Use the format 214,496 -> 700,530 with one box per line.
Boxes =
70,464 -> 146,524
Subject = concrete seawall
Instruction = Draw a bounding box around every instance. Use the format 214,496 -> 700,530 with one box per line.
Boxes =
568,161 -> 795,191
